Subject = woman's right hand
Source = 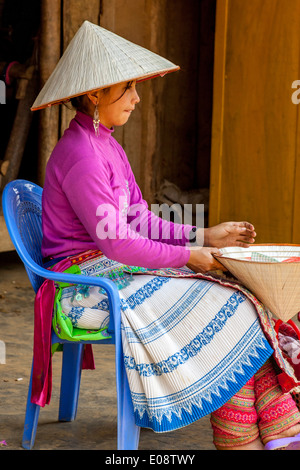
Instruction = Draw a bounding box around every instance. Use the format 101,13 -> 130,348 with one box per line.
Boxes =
186,247 -> 227,274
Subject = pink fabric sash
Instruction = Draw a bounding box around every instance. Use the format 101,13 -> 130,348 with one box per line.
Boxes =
31,258 -> 95,407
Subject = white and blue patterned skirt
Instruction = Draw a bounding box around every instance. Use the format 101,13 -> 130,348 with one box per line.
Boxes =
59,254 -> 273,432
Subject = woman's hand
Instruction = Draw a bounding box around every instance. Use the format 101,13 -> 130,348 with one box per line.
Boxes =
186,247 -> 227,274
199,221 -> 256,249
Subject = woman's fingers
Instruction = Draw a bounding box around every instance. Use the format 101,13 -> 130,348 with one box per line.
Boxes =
229,222 -> 256,244
231,222 -> 256,236
212,258 -> 228,272
237,233 -> 256,243
209,248 -> 227,271
203,221 -> 257,249
240,221 -> 255,231
187,247 -> 228,273
235,240 -> 254,248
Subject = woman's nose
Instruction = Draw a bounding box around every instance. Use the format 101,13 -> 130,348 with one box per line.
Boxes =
133,89 -> 140,104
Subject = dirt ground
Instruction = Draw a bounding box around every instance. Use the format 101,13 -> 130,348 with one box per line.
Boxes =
0,250 -> 215,452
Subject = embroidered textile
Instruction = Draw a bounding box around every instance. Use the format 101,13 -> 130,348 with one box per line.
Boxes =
55,251 -> 276,432
211,359 -> 300,447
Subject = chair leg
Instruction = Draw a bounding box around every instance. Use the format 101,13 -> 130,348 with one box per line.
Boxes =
22,363 -> 40,450
58,342 -> 84,422
116,360 -> 140,450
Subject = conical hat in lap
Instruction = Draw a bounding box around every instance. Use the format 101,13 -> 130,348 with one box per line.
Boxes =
31,21 -> 180,110
215,244 -> 300,322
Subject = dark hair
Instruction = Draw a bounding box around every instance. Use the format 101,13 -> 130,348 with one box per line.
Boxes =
70,95 -> 85,110
70,81 -> 134,110
69,87 -> 111,111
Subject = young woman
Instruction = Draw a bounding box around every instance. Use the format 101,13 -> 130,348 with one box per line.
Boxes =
31,21 -> 300,450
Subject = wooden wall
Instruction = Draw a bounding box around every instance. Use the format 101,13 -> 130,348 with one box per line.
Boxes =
36,0 -> 213,203
0,0 -> 216,252
210,0 -> 300,243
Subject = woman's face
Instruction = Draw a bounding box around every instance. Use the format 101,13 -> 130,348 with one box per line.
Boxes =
94,81 -> 140,129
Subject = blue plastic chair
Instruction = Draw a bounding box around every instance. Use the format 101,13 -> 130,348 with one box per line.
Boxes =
2,179 -> 140,450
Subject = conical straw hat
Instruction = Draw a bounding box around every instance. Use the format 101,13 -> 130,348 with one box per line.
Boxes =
31,20 -> 180,111
215,244 -> 300,322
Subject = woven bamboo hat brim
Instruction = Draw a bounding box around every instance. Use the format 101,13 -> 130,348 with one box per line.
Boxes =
215,244 -> 300,322
31,20 -> 180,111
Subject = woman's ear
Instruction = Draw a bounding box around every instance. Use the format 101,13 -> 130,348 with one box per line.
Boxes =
87,91 -> 100,106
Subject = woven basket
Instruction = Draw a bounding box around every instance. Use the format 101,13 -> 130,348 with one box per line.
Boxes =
215,244 -> 300,322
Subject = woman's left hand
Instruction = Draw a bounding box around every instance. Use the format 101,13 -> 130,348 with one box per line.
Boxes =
198,221 -> 256,248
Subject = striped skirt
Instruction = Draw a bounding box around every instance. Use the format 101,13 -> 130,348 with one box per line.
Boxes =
56,251 -> 274,432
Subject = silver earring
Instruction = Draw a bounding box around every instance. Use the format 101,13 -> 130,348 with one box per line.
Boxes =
93,105 -> 100,137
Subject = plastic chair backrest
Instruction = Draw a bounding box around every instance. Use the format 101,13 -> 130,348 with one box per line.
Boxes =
3,180 -> 140,450
2,180 -> 44,293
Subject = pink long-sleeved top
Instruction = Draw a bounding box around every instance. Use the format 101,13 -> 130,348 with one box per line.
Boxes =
41,111 -> 193,269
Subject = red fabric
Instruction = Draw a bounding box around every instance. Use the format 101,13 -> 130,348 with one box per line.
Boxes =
275,320 -> 300,389
277,372 -> 299,393
31,279 -> 55,406
211,359 -> 300,447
